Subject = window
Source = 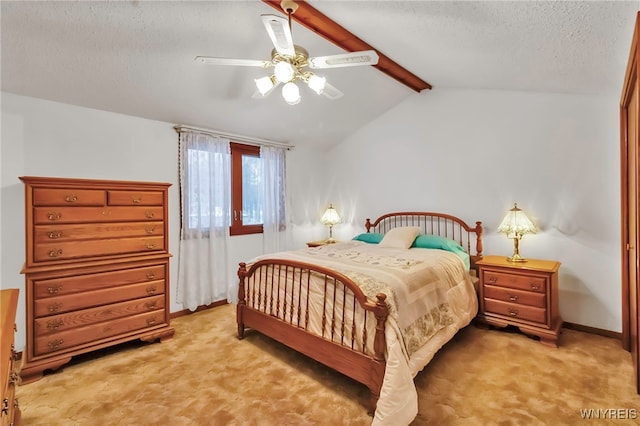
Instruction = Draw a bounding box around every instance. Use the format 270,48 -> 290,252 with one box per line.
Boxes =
180,133 -> 285,239
230,142 -> 263,235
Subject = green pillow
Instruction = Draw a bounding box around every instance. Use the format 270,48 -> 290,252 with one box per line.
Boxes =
412,234 -> 470,269
352,233 -> 384,244
411,234 -> 463,251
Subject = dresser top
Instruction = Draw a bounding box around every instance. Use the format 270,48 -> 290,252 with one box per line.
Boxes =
476,255 -> 561,273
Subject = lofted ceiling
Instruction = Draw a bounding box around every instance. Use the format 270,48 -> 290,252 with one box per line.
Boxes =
1,1 -> 638,148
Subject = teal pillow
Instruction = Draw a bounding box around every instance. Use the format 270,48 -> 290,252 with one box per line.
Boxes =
412,234 -> 470,269
411,234 -> 463,251
352,233 -> 384,244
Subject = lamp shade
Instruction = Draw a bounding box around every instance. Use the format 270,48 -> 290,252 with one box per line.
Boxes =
497,203 -> 536,237
320,204 -> 341,226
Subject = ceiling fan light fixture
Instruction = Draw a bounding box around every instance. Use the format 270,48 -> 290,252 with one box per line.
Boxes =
255,75 -> 275,96
282,81 -> 301,105
274,61 -> 295,83
307,74 -> 326,95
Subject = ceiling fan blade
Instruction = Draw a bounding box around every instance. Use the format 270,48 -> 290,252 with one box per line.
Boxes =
308,50 -> 379,69
195,56 -> 272,67
261,14 -> 295,57
321,81 -> 343,100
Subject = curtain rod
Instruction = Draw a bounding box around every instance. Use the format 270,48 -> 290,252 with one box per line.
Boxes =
174,125 -> 294,150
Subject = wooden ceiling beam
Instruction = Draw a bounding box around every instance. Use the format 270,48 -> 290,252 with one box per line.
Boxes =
262,0 -> 431,92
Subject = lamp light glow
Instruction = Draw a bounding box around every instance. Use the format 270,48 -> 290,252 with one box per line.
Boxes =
307,74 -> 326,95
497,203 -> 537,262
274,61 -> 295,83
320,204 -> 341,243
282,82 -> 300,105
255,76 -> 275,96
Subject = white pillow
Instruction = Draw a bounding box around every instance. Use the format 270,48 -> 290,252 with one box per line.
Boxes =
378,227 -> 420,249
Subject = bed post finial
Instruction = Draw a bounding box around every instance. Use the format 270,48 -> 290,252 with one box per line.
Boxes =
237,262 -> 247,339
365,218 -> 372,233
475,221 -> 483,256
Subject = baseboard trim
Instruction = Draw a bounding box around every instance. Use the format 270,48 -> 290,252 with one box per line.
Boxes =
170,299 -> 228,319
562,321 -> 621,340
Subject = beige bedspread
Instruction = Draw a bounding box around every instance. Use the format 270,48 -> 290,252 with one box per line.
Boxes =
248,240 -> 478,425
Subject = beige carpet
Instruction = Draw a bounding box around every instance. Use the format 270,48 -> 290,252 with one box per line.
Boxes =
17,304 -> 640,425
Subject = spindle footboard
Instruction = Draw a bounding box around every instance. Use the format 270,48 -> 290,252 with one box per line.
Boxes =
237,259 -> 388,411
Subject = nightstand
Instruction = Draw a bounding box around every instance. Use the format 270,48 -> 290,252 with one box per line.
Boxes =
306,239 -> 336,247
476,255 -> 562,347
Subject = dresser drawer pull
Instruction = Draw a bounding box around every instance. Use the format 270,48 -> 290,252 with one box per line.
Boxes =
48,249 -> 63,258
47,231 -> 63,239
64,194 -> 78,202
132,197 -> 142,204
145,226 -> 155,235
47,339 -> 64,350
146,272 -> 155,280
508,309 -> 519,317
530,283 -> 541,291
145,301 -> 157,309
508,294 -> 519,302
48,302 -> 63,313
47,319 -> 64,331
145,211 -> 155,219
9,371 -> 19,385
47,212 -> 62,221
146,243 -> 156,250
101,210 -> 112,216
146,318 -> 158,326
47,285 -> 63,294
488,276 -> 497,283
146,286 -> 157,295
2,397 -> 8,414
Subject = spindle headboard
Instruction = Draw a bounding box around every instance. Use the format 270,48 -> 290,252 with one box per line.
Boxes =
365,211 -> 483,265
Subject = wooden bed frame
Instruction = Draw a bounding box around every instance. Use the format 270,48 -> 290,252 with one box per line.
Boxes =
236,212 -> 483,413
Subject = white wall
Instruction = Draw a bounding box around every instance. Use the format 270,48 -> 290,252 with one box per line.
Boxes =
326,88 -> 621,332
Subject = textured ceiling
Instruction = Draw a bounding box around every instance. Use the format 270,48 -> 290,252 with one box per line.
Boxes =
1,1 -> 638,148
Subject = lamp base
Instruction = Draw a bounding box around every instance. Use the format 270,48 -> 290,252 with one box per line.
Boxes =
507,255 -> 528,263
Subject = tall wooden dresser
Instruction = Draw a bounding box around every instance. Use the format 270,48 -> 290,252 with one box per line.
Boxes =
19,176 -> 175,383
1,289 -> 21,426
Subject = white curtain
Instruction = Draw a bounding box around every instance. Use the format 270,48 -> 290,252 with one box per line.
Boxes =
177,132 -> 233,310
261,145 -> 289,254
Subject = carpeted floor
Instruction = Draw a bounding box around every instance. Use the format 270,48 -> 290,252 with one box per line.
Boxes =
16,303 -> 640,425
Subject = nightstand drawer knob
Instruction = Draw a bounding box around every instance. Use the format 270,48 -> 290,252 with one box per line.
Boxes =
508,309 -> 519,317
508,294 -> 518,302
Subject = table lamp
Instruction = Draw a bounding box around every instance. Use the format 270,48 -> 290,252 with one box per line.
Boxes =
497,203 -> 537,262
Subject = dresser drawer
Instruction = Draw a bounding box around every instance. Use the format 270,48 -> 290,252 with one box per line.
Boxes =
34,206 -> 164,224
482,270 -> 546,293
108,190 -> 164,206
34,295 -> 164,337
34,279 -> 165,317
35,221 -> 164,243
34,310 -> 166,356
483,284 -> 546,308
34,264 -> 165,299
484,299 -> 547,324
33,188 -> 106,206
34,236 -> 165,262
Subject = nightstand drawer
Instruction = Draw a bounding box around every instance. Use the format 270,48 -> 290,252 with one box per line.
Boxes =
482,271 -> 546,293
484,285 -> 546,308
484,299 -> 547,324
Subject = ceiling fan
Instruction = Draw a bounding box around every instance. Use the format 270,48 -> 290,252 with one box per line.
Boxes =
195,0 -> 379,105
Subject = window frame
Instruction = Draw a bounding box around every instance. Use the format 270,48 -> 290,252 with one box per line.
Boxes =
230,142 -> 264,236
